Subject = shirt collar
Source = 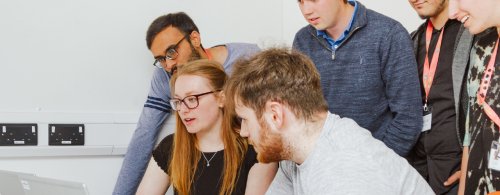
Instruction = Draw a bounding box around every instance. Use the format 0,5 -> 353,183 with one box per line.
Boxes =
316,0 -> 358,44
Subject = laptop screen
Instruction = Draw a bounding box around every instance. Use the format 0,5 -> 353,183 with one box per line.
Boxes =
18,175 -> 89,195
0,170 -> 35,195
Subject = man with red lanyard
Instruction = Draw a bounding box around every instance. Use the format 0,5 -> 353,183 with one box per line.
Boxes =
407,0 -> 474,194
448,0 -> 500,193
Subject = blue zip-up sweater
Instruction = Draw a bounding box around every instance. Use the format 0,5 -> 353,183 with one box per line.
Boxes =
293,2 -> 422,156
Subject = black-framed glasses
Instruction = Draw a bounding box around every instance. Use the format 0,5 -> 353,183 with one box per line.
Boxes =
153,34 -> 189,68
169,90 -> 220,111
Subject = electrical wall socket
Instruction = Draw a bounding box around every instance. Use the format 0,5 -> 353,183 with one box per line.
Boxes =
0,123 -> 38,146
48,124 -> 84,145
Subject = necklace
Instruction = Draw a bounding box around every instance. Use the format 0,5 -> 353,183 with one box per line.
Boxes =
201,151 -> 218,167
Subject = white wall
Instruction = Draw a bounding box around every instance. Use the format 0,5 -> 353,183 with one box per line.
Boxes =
0,0 -> 423,194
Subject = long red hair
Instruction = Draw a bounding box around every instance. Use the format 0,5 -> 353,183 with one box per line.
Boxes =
168,59 -> 248,195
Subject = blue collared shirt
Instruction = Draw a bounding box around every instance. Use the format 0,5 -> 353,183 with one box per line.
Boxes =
316,0 -> 358,50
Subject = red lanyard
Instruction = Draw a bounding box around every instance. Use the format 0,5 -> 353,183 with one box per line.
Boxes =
476,38 -> 500,128
423,21 -> 445,104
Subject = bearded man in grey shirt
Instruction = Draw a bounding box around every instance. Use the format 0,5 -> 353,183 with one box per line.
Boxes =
226,48 -> 434,195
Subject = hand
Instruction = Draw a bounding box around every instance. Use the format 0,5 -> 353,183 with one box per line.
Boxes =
444,170 -> 461,186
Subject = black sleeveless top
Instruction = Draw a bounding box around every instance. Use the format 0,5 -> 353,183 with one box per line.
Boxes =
152,134 -> 258,195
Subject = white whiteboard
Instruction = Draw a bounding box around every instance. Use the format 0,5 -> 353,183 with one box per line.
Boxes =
0,0 -> 422,115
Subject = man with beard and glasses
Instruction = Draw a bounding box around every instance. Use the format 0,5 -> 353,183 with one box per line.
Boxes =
226,48 -> 434,195
406,0 -> 474,194
113,12 -> 260,195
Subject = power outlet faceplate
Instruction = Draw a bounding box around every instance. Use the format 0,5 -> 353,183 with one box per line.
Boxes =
0,124 -> 38,146
48,124 -> 85,145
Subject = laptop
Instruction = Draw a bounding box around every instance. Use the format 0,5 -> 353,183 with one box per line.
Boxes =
0,170 -> 35,195
18,174 -> 89,195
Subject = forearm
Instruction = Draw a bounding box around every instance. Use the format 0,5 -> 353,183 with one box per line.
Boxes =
136,158 -> 170,195
113,108 -> 169,195
382,25 -> 422,156
458,146 -> 469,195
382,119 -> 421,156
245,162 -> 278,195
382,66 -> 422,156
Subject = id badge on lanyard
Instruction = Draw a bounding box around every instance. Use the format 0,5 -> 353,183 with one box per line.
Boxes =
489,139 -> 500,171
421,22 -> 442,133
479,38 -> 500,171
422,104 -> 432,132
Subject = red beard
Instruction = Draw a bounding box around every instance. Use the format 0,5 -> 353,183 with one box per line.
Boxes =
254,118 -> 287,163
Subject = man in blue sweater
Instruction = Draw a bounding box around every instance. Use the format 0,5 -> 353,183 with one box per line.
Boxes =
113,12 -> 260,194
293,0 -> 422,156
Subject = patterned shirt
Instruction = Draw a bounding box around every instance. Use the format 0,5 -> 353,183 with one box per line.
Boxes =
464,28 -> 500,194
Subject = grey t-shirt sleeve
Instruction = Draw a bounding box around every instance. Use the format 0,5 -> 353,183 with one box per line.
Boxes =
265,161 -> 294,195
221,43 -> 260,74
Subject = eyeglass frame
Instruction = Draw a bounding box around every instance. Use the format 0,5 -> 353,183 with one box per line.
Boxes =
152,33 -> 191,68
169,90 -> 221,111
